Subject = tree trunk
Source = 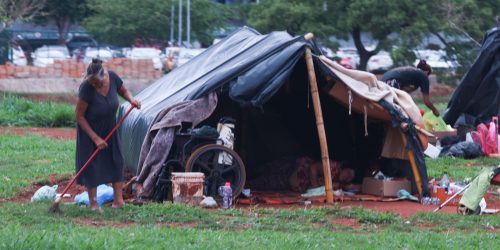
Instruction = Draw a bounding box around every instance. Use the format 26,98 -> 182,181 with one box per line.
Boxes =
351,26 -> 377,71
56,17 -> 70,45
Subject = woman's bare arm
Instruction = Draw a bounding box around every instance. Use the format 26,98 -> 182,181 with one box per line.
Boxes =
118,85 -> 141,109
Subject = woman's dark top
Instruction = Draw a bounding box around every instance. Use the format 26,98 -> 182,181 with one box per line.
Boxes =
75,71 -> 124,187
381,66 -> 430,94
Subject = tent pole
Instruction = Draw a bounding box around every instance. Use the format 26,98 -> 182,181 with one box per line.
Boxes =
399,130 -> 424,196
304,43 -> 334,203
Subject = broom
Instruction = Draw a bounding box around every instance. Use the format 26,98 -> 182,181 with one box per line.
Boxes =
49,104 -> 136,213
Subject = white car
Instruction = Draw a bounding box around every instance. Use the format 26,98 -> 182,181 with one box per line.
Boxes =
8,46 -> 27,66
83,47 -> 113,65
413,49 -> 459,71
367,51 -> 394,72
33,45 -> 70,67
128,47 -> 163,70
176,48 -> 205,67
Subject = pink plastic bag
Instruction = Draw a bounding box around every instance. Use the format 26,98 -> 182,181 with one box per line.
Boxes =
471,117 -> 499,155
471,124 -> 488,155
487,117 -> 499,154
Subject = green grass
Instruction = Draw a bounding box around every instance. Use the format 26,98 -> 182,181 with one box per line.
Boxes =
1,123 -> 499,248
0,201 -> 499,249
426,157 -> 498,181
0,94 -> 75,127
0,134 -> 75,198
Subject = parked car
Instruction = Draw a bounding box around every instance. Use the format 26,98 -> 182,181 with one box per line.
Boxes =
66,36 -> 97,54
32,45 -> 71,67
413,49 -> 459,71
82,47 -> 113,65
99,44 -> 125,58
128,47 -> 163,70
176,48 -> 205,67
335,47 -> 360,69
8,45 -> 27,66
367,51 -> 394,72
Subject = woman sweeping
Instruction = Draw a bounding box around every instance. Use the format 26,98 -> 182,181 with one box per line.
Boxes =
75,58 -> 140,212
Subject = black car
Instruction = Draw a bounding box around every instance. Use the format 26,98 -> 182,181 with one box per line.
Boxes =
66,36 -> 97,55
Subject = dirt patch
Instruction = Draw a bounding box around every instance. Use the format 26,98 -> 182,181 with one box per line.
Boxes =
75,217 -> 135,228
7,174 -> 85,203
0,127 -> 76,140
430,83 -> 455,97
19,93 -> 78,104
331,218 -> 361,229
335,200 -> 457,217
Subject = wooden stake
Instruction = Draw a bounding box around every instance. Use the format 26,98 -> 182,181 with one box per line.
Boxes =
304,46 -> 334,203
399,130 -> 424,196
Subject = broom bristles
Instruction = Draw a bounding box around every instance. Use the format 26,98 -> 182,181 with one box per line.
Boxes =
48,197 -> 62,213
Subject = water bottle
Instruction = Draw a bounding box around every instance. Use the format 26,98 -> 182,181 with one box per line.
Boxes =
222,182 -> 232,209
441,172 -> 450,194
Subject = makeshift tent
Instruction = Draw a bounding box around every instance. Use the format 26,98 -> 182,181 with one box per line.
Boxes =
443,26 -> 500,126
118,27 -> 430,201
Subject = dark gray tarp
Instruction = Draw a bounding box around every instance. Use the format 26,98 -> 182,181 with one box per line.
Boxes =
118,27 -> 311,172
443,26 -> 500,126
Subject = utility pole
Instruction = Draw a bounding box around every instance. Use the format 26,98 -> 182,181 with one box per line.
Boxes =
178,0 -> 182,46
170,4 -> 175,44
187,0 -> 191,47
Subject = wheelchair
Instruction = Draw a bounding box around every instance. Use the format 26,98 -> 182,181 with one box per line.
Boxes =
153,123 -> 246,202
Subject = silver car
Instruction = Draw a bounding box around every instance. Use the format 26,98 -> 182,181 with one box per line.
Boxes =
33,45 -> 71,67
83,47 -> 113,65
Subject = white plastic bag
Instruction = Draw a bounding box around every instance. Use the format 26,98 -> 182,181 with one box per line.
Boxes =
31,185 -> 58,202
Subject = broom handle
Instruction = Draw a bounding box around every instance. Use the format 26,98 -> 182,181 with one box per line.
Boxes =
59,105 -> 136,197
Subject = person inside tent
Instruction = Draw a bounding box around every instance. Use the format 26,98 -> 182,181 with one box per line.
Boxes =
381,60 -> 440,116
246,156 -> 355,193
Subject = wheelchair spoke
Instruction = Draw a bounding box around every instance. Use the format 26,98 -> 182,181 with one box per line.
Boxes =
221,163 -> 237,174
195,159 -> 211,172
210,178 -> 218,196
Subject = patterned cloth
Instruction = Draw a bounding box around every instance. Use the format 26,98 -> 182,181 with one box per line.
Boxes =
293,157 -> 341,193
246,156 -> 341,193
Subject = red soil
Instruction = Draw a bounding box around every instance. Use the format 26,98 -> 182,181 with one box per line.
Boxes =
0,127 -> 76,140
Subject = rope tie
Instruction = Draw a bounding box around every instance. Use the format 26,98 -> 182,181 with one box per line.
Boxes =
364,105 -> 368,136
348,90 -> 353,115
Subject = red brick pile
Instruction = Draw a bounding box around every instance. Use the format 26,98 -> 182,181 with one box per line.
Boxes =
0,59 -> 163,80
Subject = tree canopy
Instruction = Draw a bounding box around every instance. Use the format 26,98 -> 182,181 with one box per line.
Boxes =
246,0 -> 500,71
34,0 -> 89,44
84,0 -> 229,47
0,0 -> 45,31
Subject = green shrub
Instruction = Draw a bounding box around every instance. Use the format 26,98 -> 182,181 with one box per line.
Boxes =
0,94 -> 75,127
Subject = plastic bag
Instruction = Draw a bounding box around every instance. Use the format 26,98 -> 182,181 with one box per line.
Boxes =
486,118 -> 498,154
74,184 -> 114,206
472,122 -> 498,155
423,111 -> 449,131
439,141 -> 482,159
31,185 -> 58,202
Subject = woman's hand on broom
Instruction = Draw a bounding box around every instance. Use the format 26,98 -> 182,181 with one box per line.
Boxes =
130,99 -> 141,109
93,136 -> 108,150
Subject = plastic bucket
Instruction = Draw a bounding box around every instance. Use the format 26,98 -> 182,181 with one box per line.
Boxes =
171,172 -> 205,205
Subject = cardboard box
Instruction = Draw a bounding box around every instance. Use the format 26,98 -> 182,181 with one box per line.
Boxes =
361,177 -> 411,197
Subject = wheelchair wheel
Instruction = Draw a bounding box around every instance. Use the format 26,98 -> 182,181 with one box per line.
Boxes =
185,144 -> 246,198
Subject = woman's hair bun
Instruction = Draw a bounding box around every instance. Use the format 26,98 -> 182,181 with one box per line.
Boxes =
91,58 -> 103,64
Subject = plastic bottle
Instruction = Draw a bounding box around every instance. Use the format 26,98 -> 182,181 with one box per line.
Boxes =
441,172 -> 450,194
222,182 -> 232,209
